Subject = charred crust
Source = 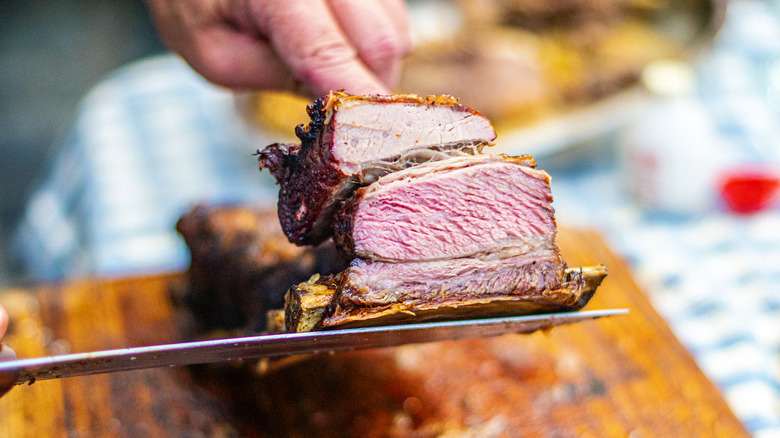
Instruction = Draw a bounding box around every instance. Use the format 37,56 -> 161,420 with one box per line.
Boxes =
294,123 -> 314,145
563,265 -> 607,309
331,195 -> 359,258
326,91 -> 462,108
284,288 -> 302,332
295,93 -> 331,147
284,274 -> 341,332
256,143 -> 300,183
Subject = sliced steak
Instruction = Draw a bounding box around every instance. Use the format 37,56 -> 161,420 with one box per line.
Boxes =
257,92 -> 497,246
249,92 -> 608,333
333,154 -> 555,262
281,150 -> 605,332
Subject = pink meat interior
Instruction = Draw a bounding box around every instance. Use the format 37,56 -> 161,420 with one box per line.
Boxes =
350,159 -> 555,262
330,102 -> 495,171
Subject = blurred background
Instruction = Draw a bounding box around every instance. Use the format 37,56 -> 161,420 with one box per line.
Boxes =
0,0 -> 164,285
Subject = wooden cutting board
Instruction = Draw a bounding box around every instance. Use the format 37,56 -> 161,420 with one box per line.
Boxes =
0,229 -> 748,437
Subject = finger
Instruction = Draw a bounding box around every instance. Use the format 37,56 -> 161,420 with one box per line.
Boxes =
377,0 -> 414,54
0,305 -> 7,340
148,0 -> 296,92
327,0 -> 411,89
0,345 -> 18,398
187,28 -> 293,91
250,0 -> 389,96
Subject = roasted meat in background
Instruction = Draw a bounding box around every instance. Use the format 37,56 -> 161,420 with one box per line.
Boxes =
175,205 -> 347,333
401,0 -> 682,123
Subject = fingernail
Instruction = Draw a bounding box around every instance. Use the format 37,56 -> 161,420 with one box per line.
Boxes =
0,344 -> 17,361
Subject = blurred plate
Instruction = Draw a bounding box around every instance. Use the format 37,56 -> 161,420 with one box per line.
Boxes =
402,0 -> 728,157
237,0 -> 727,157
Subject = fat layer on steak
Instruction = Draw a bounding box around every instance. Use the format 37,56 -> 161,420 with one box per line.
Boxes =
257,92 -> 497,246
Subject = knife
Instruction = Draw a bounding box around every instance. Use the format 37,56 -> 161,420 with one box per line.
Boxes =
0,309 -> 627,386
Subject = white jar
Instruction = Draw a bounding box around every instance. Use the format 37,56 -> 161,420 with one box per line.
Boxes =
618,61 -> 725,214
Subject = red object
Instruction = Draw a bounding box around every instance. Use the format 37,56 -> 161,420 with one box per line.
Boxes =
719,167 -> 780,214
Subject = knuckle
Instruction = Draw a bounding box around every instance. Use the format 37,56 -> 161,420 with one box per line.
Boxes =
246,0 -> 277,31
361,33 -> 403,66
191,43 -> 239,87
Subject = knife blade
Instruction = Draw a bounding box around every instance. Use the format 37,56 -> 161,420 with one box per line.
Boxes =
0,309 -> 627,386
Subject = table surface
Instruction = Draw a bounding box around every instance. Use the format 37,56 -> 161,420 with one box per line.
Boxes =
0,228 -> 748,437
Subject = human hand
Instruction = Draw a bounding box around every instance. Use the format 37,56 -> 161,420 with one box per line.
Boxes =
0,304 -> 16,398
0,305 -> 7,341
146,0 -> 413,96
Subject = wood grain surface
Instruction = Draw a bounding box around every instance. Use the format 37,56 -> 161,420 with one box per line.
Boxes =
0,229 -> 748,437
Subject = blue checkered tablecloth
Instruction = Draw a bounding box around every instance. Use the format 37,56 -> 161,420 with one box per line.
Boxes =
10,2 -> 780,434
13,55 -> 279,279
552,167 -> 780,436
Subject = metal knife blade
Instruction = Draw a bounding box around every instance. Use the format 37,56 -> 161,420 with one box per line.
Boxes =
0,309 -> 627,386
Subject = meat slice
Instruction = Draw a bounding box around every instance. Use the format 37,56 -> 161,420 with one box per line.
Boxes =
250,92 -> 607,333
257,92 -> 497,246
281,152 -> 606,332
285,265 -> 606,332
333,154 -> 554,262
